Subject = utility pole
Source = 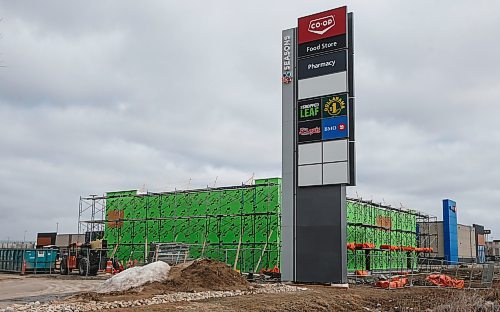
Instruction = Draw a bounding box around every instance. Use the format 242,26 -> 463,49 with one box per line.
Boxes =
56,222 -> 59,233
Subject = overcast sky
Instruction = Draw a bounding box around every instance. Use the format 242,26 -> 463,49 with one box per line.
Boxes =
0,1 -> 499,241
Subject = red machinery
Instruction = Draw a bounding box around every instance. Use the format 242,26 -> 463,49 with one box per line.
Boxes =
59,242 -> 105,276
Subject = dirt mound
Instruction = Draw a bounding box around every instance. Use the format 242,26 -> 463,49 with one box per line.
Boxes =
75,259 -> 250,301
163,258 -> 250,292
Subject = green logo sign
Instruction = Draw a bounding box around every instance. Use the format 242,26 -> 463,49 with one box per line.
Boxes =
298,99 -> 321,121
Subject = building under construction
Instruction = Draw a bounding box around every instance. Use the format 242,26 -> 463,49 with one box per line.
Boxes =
79,177 -> 435,274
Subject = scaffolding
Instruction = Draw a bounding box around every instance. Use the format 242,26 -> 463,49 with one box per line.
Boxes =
78,195 -> 106,235
346,196 -> 437,274
78,178 -> 281,273
78,179 -> 438,275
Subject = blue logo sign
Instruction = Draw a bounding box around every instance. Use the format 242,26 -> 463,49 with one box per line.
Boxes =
322,116 -> 348,140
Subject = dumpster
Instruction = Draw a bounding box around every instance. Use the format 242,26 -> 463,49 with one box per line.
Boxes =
0,248 -> 58,273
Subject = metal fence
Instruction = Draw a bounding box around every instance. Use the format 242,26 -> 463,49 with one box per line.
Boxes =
0,242 -> 35,249
349,254 -> 498,289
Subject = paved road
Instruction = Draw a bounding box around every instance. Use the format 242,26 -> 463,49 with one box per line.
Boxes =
0,275 -> 103,308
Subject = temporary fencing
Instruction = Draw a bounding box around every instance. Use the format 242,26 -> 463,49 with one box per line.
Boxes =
350,256 -> 496,290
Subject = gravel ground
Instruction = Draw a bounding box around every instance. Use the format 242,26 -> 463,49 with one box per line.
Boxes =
0,284 -> 306,312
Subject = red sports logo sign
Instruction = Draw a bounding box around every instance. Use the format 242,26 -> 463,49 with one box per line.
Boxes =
298,6 -> 347,44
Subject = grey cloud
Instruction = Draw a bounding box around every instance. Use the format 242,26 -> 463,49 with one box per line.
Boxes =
0,0 -> 499,240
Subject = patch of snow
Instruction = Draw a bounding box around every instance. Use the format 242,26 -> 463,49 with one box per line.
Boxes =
95,261 -> 171,293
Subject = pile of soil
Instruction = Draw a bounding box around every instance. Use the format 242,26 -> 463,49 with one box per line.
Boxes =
75,259 -> 250,302
163,258 -> 250,292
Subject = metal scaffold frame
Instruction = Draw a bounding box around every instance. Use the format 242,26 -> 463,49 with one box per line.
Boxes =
346,196 -> 437,275
78,180 -> 281,273
78,195 -> 106,235
78,180 -> 440,276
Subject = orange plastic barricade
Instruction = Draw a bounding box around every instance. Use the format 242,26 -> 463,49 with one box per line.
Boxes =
426,274 -> 464,289
355,243 -> 375,249
260,266 -> 280,274
415,247 -> 434,253
355,270 -> 369,276
347,243 -> 356,251
380,245 -> 399,251
375,276 -> 408,288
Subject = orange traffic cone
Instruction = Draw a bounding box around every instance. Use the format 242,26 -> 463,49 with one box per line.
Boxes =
105,260 -> 113,274
21,259 -> 26,276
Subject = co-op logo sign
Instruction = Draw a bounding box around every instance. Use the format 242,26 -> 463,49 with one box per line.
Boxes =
308,15 -> 335,35
298,6 -> 346,44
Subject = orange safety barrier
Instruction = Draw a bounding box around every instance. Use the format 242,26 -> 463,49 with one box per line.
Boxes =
401,246 -> 414,251
21,259 -> 26,276
347,243 -> 356,251
380,245 -> 399,251
355,270 -> 369,276
375,276 -> 408,288
260,266 -> 280,274
426,274 -> 464,289
414,247 -> 433,253
355,243 -> 375,249
113,261 -> 124,274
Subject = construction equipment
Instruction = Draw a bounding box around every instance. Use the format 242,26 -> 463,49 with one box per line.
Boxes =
59,241 -> 107,276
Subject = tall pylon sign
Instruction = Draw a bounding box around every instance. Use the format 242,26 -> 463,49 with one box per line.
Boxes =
282,6 -> 355,284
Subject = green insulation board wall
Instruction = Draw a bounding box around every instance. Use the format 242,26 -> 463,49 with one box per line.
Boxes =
104,178 -> 281,273
346,201 -> 418,272
103,178 -> 418,273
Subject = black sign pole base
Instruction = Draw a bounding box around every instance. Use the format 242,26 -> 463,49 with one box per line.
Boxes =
295,184 -> 347,284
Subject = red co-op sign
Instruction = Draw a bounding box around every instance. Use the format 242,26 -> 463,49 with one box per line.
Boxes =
298,6 -> 347,44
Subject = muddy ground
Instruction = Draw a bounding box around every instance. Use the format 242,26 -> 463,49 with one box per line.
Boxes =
96,283 -> 499,312
83,261 -> 500,311
2,260 -> 500,311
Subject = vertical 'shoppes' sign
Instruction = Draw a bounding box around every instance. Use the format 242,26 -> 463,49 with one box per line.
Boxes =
282,35 -> 293,84
298,6 -> 347,44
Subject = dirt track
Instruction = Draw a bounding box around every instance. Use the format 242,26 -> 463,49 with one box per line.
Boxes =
102,284 -> 499,312
2,263 -> 500,312
0,275 -> 102,308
